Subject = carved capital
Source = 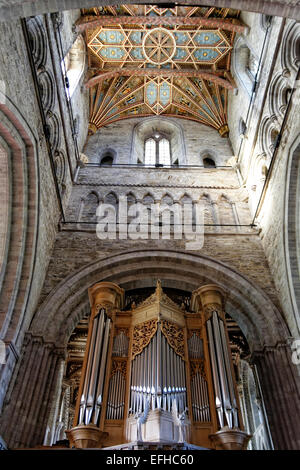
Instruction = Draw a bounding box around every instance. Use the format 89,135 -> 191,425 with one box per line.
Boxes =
191,284 -> 226,321
88,282 -> 124,318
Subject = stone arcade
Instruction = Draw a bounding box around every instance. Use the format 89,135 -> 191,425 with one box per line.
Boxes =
0,0 -> 299,451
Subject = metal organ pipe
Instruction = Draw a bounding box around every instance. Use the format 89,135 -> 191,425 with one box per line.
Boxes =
77,308 -> 111,427
130,327 -> 186,416
207,311 -> 240,429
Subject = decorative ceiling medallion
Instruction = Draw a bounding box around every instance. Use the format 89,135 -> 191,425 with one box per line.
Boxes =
142,28 -> 176,65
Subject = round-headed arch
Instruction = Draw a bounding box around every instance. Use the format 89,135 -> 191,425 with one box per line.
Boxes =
30,250 -> 289,351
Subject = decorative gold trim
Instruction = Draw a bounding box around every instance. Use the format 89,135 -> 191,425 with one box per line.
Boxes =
131,319 -> 158,359
190,359 -> 206,380
161,320 -> 185,359
204,304 -> 225,322
111,359 -> 127,377
187,328 -> 202,339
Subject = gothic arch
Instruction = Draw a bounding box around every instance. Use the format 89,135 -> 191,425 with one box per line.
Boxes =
30,250 -> 289,352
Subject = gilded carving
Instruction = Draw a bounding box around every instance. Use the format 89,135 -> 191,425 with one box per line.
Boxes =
111,360 -> 127,377
203,304 -> 225,322
161,320 -> 185,359
190,360 -> 206,380
188,328 -> 202,339
131,319 -> 158,359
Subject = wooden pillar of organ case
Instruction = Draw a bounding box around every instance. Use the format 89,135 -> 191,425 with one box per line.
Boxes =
67,282 -> 124,449
191,284 -> 251,450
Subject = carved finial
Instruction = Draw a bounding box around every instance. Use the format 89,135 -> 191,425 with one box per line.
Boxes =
155,279 -> 163,299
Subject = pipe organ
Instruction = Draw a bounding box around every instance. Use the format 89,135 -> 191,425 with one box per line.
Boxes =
68,281 -> 250,450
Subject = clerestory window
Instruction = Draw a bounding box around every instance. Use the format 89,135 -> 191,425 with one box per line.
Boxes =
144,134 -> 171,167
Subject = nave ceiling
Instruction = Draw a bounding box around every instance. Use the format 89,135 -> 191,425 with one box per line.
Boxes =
78,5 -> 244,136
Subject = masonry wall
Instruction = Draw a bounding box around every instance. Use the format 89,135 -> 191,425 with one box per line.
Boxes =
84,118 -> 234,166
228,15 -> 300,340
0,9 -> 89,411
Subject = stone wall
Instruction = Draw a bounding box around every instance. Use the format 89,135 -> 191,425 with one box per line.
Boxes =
228,15 -> 300,340
84,118 -> 234,166
0,1 -> 299,22
0,9 -> 89,411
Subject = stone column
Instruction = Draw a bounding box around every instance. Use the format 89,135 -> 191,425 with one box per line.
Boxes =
252,343 -> 300,450
0,333 -> 65,448
192,284 -> 251,450
67,282 -> 124,449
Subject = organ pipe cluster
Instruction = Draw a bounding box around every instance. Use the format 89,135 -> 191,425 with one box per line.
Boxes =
130,325 -> 187,415
188,333 -> 210,422
206,310 -> 239,428
78,308 -> 111,426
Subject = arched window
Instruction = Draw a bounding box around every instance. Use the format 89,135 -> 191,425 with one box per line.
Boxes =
144,133 -> 171,167
203,157 -> 216,168
61,35 -> 85,99
100,151 -> 114,166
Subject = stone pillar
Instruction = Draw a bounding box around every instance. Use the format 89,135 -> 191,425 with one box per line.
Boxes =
0,333 -> 65,448
192,284 -> 251,450
68,282 -> 124,449
252,343 -> 300,450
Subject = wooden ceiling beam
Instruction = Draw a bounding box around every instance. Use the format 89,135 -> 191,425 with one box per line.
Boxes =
85,68 -> 236,90
76,15 -> 247,33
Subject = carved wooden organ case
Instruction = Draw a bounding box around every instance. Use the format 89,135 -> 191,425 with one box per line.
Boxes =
70,281 -> 247,450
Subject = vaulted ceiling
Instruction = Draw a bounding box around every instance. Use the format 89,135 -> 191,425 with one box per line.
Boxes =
78,5 -> 245,136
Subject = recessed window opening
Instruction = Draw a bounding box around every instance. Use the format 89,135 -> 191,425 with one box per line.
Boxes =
144,133 -> 171,167
203,157 -> 216,168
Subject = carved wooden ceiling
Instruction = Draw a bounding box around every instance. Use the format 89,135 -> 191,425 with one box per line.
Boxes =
78,5 -> 244,136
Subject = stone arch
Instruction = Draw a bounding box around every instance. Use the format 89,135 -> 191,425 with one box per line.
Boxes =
37,70 -> 55,112
100,148 -> 116,166
217,194 -> 236,228
131,116 -> 187,165
200,149 -> 217,167
0,93 -> 39,409
53,151 -> 66,196
161,193 -> 174,205
126,191 -> 137,206
258,116 -> 280,159
283,136 -> 300,334
199,193 -> 216,232
281,20 -> 300,74
142,192 -> 155,205
80,191 -> 99,222
268,72 -> 291,119
232,36 -> 257,98
30,250 -> 288,352
26,16 -> 47,69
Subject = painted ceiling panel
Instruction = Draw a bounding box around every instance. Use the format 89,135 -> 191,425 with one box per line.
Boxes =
81,5 -> 242,136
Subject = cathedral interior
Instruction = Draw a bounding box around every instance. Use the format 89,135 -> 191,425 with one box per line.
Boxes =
0,0 -> 299,451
